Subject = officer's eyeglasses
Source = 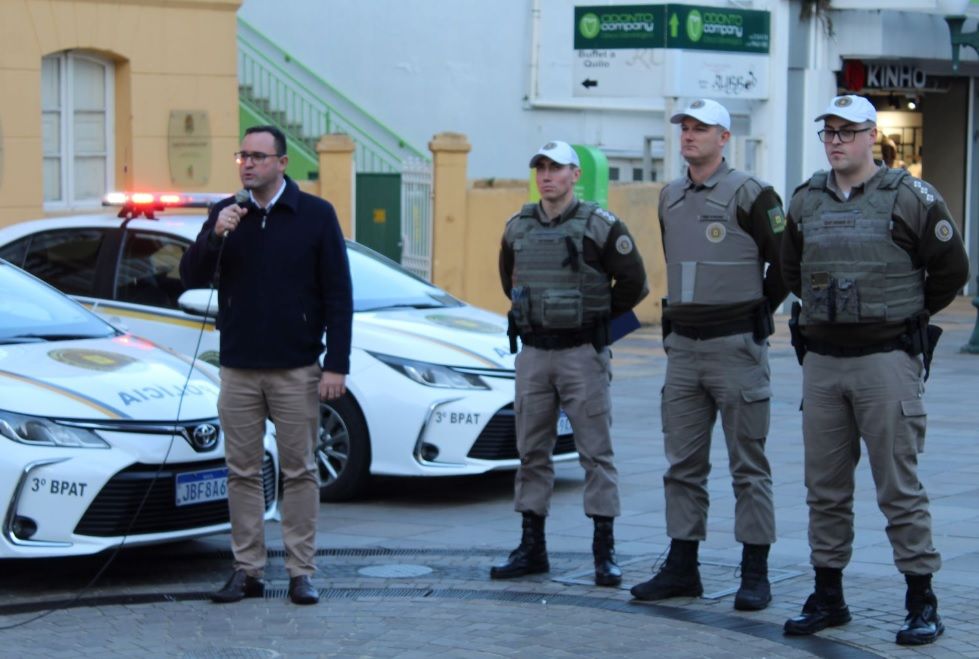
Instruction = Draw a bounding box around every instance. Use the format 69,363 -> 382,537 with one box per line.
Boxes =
234,151 -> 282,164
816,127 -> 873,144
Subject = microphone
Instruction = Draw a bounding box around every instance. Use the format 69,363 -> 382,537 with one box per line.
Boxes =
223,189 -> 251,238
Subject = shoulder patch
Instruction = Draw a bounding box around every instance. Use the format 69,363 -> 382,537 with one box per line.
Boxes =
593,207 -> 617,225
766,207 -> 786,234
614,234 -> 634,255
935,219 -> 954,242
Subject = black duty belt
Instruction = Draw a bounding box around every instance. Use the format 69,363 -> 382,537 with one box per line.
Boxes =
521,332 -> 592,350
805,338 -> 907,358
672,317 -> 756,341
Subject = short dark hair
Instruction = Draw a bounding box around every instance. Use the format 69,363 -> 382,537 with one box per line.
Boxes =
244,125 -> 287,156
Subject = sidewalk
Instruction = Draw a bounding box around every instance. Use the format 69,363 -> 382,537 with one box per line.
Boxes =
1,297 -> 977,658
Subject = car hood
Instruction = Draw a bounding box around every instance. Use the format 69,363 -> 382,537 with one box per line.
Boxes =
353,305 -> 515,370
0,336 -> 220,421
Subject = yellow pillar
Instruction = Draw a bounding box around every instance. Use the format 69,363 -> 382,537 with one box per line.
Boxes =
428,132 -> 471,298
316,133 -> 356,237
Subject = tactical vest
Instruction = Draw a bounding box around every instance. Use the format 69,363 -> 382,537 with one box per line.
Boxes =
798,168 -> 924,324
509,202 -> 612,333
662,169 -> 763,305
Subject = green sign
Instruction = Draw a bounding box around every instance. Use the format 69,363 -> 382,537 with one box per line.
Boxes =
574,4 -> 769,54
667,4 -> 770,54
529,144 -> 609,209
574,5 -> 664,50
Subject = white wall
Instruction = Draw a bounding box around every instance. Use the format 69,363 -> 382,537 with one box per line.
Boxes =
238,0 -> 790,193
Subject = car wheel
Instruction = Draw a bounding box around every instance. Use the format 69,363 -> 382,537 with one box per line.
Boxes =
317,393 -> 371,502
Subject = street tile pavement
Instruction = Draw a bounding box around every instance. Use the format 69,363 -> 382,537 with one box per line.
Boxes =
1,298 -> 978,658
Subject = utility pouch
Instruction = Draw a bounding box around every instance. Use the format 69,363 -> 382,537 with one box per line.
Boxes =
540,289 -> 583,329
510,286 -> 531,332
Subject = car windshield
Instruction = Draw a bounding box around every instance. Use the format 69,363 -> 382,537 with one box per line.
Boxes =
347,242 -> 461,312
0,260 -> 117,343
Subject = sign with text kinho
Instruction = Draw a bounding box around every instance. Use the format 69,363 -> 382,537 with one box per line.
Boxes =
574,4 -> 770,54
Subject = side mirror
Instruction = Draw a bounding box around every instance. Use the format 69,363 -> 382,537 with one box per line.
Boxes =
177,289 -> 218,318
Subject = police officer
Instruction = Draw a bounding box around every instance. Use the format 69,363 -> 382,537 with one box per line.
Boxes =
492,140 -> 648,586
781,95 -> 969,646
630,99 -> 787,611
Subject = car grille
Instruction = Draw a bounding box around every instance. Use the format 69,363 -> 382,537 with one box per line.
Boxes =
467,405 -> 575,461
74,454 -> 275,537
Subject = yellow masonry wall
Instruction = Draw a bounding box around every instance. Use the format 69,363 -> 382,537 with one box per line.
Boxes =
0,0 -> 242,227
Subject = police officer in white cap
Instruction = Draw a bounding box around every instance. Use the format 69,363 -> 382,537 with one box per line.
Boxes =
781,94 -> 969,645
631,98 -> 787,611
492,140 -> 648,587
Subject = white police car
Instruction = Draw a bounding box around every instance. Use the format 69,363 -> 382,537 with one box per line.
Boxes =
0,259 -> 278,558
0,194 -> 576,502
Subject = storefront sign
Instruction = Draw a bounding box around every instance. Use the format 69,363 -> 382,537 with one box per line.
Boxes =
574,4 -> 770,54
842,60 -> 928,91
168,110 -> 211,186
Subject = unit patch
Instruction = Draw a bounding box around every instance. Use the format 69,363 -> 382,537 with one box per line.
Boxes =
706,222 -> 726,243
615,235 -> 634,255
935,219 -> 954,242
767,207 -> 786,234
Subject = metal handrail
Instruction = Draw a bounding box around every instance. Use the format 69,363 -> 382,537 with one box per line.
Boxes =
237,18 -> 428,173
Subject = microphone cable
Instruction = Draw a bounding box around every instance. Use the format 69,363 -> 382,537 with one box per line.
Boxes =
0,203 -> 232,630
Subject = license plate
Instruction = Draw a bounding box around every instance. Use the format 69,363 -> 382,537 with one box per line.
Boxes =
557,411 -> 573,436
175,467 -> 228,507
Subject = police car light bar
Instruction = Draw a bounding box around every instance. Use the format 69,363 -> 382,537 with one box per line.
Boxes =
102,191 -> 231,220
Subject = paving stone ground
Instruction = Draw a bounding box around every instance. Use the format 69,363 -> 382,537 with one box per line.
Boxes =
2,298 -> 978,658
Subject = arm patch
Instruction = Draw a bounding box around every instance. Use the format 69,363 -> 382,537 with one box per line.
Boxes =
767,207 -> 786,234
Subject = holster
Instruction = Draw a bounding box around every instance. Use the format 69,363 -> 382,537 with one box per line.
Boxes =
789,301 -> 807,366
507,311 -> 519,354
752,300 -> 775,345
661,297 -> 672,341
903,311 -> 942,380
591,316 -> 611,352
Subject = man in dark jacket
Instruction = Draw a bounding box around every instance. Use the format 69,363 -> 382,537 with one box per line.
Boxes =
180,125 -> 353,606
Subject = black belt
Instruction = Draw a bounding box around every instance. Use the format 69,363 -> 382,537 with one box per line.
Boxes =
521,332 -> 592,350
672,317 -> 755,341
806,338 -> 906,358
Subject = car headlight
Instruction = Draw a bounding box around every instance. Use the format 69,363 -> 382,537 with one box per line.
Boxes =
0,410 -> 109,448
369,353 -> 490,390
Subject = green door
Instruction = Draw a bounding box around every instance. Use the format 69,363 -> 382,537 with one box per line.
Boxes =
355,173 -> 402,262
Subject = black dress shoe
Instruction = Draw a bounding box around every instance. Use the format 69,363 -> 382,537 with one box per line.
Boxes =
288,575 -> 319,605
210,569 -> 265,603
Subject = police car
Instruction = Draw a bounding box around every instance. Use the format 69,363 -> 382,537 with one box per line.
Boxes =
0,193 -> 576,502
0,259 -> 278,558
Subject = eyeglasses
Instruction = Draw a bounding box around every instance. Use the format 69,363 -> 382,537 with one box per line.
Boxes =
234,151 -> 282,164
817,127 -> 873,144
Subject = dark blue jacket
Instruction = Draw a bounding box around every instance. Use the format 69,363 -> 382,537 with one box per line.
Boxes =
180,177 -> 353,373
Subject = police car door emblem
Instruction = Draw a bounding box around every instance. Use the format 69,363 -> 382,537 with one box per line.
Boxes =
706,222 -> 726,243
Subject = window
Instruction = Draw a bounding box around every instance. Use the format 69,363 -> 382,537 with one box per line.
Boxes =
42,52 -> 114,208
5,230 -> 107,296
115,233 -> 189,309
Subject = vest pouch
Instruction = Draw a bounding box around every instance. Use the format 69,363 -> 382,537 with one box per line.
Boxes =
803,270 -> 833,322
510,286 -> 532,332
540,289 -> 583,330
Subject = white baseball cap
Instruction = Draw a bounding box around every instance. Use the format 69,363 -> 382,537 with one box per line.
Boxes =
815,95 -> 877,124
529,141 -> 580,168
670,98 -> 731,131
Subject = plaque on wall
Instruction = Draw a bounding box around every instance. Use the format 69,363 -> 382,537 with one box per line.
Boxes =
0,116 -> 5,190
168,110 -> 211,186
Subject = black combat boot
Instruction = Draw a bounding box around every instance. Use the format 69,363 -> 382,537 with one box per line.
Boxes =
783,567 -> 852,635
896,574 -> 944,646
734,543 -> 772,611
630,539 -> 703,601
490,512 -> 549,579
592,516 -> 622,587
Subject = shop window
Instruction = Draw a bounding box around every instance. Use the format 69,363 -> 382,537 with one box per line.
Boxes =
41,52 -> 114,209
